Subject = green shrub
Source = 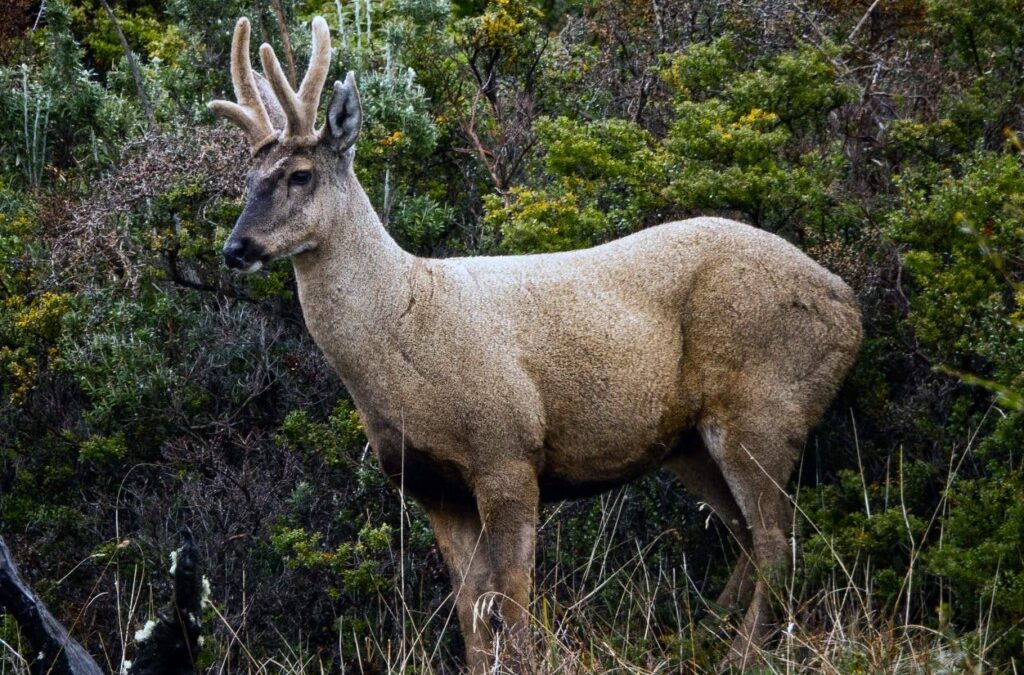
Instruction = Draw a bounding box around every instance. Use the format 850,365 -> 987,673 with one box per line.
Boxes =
888,151 -> 1024,378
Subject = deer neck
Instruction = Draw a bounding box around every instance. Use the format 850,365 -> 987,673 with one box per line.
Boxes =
291,175 -> 415,397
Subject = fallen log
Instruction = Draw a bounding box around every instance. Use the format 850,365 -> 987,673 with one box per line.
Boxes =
0,535 -> 104,675
0,529 -> 206,675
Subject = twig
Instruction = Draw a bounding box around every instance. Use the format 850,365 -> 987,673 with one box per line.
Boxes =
335,0 -> 349,49
461,92 -> 508,201
99,0 -> 155,134
847,0 -> 882,44
269,0 -> 298,88
31,0 -> 45,30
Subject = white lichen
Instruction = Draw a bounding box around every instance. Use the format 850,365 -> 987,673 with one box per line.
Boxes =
134,618 -> 157,643
201,575 -> 212,607
120,660 -> 133,675
169,548 -> 179,575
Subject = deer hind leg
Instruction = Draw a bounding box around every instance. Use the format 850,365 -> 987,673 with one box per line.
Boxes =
422,502 -> 494,674
699,416 -> 799,671
474,462 -> 540,673
664,444 -> 754,615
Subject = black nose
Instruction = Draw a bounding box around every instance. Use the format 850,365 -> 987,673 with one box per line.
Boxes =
222,238 -> 264,270
223,240 -> 246,269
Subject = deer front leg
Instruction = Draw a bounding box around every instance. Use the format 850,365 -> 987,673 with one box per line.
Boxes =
423,502 -> 493,674
475,463 -> 539,672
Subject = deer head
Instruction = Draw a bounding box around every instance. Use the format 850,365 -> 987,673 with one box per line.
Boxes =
209,17 -> 362,272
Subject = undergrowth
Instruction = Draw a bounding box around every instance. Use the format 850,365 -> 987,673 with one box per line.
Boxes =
1,416 -> 1011,674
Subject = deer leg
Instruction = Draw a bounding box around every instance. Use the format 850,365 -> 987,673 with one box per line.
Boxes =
699,418 -> 797,671
716,545 -> 755,614
665,448 -> 755,615
422,502 -> 493,674
474,463 -> 539,672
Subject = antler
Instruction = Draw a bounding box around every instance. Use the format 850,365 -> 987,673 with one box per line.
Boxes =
208,18 -> 278,154
260,16 -> 331,143
209,17 -> 332,153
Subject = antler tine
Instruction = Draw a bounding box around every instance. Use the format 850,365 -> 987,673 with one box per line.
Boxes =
259,43 -> 303,136
298,18 -> 331,126
229,18 -> 261,109
260,17 -> 331,142
254,72 -> 287,130
208,18 -> 278,154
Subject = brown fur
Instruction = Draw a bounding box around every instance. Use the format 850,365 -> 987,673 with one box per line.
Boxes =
209,17 -> 863,672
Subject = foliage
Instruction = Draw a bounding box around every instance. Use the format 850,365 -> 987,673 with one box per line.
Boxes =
485,39 -> 855,253
0,0 -> 1023,670
888,152 -> 1024,377
276,399 -> 365,466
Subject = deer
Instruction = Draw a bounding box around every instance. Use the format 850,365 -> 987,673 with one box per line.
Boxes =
207,16 -> 862,672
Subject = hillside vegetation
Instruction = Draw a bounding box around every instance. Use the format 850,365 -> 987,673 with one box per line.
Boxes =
1,0 -> 1023,671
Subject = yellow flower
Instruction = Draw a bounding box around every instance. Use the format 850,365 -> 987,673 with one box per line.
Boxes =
735,108 -> 778,128
15,292 -> 70,335
380,130 -> 404,147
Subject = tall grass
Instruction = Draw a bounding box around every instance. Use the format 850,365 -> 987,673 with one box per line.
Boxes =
0,425 -> 1010,674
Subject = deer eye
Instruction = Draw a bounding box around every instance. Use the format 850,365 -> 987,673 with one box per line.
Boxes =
288,170 -> 312,186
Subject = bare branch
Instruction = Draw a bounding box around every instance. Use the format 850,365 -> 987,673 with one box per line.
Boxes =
98,0 -> 155,134
848,0 -> 883,44
269,0 -> 298,88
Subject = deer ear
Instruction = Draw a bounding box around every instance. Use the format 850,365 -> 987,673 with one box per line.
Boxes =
324,71 -> 362,153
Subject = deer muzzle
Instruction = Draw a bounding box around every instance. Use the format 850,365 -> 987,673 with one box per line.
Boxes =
223,236 -> 267,272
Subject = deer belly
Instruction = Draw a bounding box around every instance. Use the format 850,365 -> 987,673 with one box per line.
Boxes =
537,444 -> 674,502
376,444 -> 476,507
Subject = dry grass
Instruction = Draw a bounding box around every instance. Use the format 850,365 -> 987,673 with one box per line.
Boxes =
1,431 -> 1010,674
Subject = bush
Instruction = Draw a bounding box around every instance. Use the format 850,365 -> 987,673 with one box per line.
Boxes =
2,0 -> 1024,670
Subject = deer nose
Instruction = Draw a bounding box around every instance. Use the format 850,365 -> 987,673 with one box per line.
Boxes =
222,237 -> 264,270
222,239 -> 247,269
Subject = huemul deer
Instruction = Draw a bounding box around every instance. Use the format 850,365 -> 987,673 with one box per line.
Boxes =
209,16 -> 862,671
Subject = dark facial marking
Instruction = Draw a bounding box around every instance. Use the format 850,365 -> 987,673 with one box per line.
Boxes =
237,172 -> 279,232
223,168 -> 281,268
